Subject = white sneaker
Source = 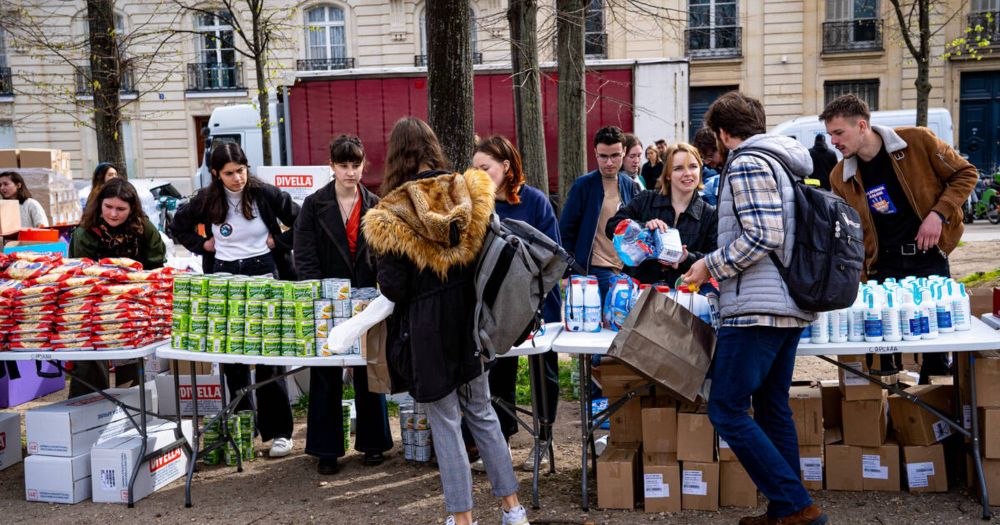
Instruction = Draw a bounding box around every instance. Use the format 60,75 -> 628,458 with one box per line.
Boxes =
269,437 -> 293,458
519,446 -> 550,472
502,505 -> 530,525
444,516 -> 477,525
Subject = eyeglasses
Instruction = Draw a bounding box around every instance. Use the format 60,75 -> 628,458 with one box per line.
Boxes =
597,153 -> 623,162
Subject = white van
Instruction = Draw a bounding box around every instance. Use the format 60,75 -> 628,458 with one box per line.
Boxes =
772,108 -> 954,159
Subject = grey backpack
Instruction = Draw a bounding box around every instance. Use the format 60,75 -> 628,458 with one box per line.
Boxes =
472,214 -> 583,361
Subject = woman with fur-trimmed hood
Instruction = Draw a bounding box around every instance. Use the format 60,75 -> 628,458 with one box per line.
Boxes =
364,117 -> 530,525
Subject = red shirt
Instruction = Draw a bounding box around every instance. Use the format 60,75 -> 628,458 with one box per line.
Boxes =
346,196 -> 362,259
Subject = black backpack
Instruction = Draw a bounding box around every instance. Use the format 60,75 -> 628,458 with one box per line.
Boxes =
730,149 -> 864,312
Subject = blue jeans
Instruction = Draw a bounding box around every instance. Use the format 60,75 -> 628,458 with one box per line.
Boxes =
707,325 -> 812,519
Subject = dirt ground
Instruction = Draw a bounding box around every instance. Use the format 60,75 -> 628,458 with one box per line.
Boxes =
2,238 -> 999,524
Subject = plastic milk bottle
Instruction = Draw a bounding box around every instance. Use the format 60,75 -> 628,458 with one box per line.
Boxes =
582,278 -> 602,332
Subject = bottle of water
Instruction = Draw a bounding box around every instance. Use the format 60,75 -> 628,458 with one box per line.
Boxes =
881,291 -> 902,342
583,278 -> 602,332
864,293 -> 883,342
919,288 -> 939,340
799,324 -> 812,344
811,311 -> 830,344
848,290 -> 866,342
900,290 -> 921,341
953,282 -> 972,331
935,284 -> 955,333
565,276 -> 584,332
829,308 -> 849,343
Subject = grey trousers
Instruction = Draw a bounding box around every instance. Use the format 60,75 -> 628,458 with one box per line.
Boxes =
424,372 -> 519,513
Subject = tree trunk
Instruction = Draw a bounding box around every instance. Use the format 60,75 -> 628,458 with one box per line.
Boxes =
556,0 -> 586,206
251,2 -> 272,166
87,0 -> 126,177
508,0 -> 548,194
427,0 -> 474,172
914,0 -> 930,127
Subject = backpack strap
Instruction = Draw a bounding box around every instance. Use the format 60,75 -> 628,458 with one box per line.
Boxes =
723,149 -> 797,271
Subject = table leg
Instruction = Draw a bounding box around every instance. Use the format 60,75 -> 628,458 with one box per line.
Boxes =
127,357 -> 148,508
527,355 -> 542,510
579,354 -> 591,512
969,354 -> 993,520
184,365 -> 200,508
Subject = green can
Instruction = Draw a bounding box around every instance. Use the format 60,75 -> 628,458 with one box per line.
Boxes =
206,335 -> 226,354
262,337 -> 282,356
227,299 -> 247,318
207,316 -> 228,336
342,401 -> 352,451
207,277 -> 229,299
292,282 -> 315,301
294,320 -> 315,339
172,296 -> 191,316
269,280 -> 291,300
280,338 -> 298,357
262,319 -> 282,338
226,336 -> 244,354
228,279 -> 247,300
206,299 -> 227,317
189,275 -> 209,297
280,319 -> 296,339
244,337 -> 262,356
292,300 -> 315,320
189,315 -> 208,335
172,274 -> 192,297
296,337 -> 315,357
244,319 -> 263,337
170,332 -> 186,349
246,279 -> 270,300
246,300 -> 265,318
190,297 -> 207,316
172,313 -> 190,332
278,300 -> 294,320
263,299 -> 281,320
187,333 -> 207,352
238,410 -> 255,437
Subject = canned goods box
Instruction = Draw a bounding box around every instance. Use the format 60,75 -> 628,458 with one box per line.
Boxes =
322,278 -> 351,300
26,386 -> 151,457
0,411 -> 22,472
90,422 -> 191,504
154,375 -> 224,417
24,452 -> 91,504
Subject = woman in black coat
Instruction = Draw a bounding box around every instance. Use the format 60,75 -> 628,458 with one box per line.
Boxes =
606,142 -> 718,286
170,143 -> 300,458
294,135 -> 392,475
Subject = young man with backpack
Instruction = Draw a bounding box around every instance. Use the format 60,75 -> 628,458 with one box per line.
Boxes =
821,95 -> 978,383
682,91 -> 827,525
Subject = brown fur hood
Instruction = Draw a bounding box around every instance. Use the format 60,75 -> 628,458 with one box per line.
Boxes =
363,169 -> 495,279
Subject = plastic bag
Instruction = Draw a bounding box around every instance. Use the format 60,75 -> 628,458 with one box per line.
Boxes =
325,295 -> 394,355
612,220 -> 655,267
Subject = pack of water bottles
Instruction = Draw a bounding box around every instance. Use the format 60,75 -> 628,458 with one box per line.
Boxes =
800,276 -> 973,345
564,275 -> 603,332
612,220 -> 685,267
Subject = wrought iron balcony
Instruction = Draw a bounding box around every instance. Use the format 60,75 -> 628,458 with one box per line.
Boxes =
685,26 -> 742,59
822,19 -> 883,54
296,57 -> 356,71
186,62 -> 245,92
75,66 -> 137,96
414,53 -> 483,67
0,67 -> 11,96
967,11 -> 1000,48
585,32 -> 608,58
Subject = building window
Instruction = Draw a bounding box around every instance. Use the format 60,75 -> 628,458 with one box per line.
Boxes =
823,0 -> 883,53
686,0 -> 741,59
299,5 -> 354,70
969,0 -> 1000,48
76,13 -> 135,97
824,79 -> 880,110
189,12 -> 243,91
585,0 -> 607,58
416,9 -> 480,66
0,28 -> 10,97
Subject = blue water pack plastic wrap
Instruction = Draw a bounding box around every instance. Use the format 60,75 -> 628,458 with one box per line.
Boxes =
603,274 -> 640,331
612,219 -> 655,266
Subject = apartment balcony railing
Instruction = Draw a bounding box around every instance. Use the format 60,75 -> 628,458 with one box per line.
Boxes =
585,32 -> 608,58
296,57 -> 356,71
186,62 -> 245,92
822,19 -> 883,54
0,67 -> 11,96
685,26 -> 742,59
75,66 -> 137,96
414,53 -> 483,67
967,11 -> 1000,48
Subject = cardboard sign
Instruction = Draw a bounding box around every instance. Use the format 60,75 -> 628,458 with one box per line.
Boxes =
256,166 -> 332,205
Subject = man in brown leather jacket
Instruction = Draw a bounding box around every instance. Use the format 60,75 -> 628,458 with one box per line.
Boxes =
821,94 -> 977,382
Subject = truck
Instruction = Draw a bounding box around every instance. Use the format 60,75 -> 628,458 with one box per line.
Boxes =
197,58 -> 690,195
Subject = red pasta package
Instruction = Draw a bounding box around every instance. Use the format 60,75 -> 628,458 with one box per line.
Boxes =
57,302 -> 94,315
5,284 -> 62,299
10,295 -> 58,307
15,304 -> 58,315
10,341 -> 50,350
12,314 -> 56,323
12,252 -> 62,264
48,258 -> 96,275
91,311 -> 145,323
98,257 -> 144,270
25,273 -> 74,286
82,265 -> 127,280
4,261 -> 54,280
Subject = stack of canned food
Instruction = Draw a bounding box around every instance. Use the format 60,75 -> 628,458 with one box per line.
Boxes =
316,282 -> 379,356
399,402 -> 433,463
202,410 -> 255,466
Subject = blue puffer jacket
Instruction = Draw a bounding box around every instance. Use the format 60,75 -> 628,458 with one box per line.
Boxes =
558,170 -> 641,272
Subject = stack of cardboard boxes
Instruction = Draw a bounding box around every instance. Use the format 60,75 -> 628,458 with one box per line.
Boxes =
959,354 -> 1000,503
595,362 -> 759,512
0,148 -> 82,226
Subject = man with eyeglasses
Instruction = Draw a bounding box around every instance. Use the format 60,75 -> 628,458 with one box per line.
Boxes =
621,133 -> 647,191
559,125 -> 642,303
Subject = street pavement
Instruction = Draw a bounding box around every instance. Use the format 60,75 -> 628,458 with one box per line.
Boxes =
961,221 -> 1000,242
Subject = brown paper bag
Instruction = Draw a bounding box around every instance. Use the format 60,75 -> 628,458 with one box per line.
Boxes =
608,289 -> 715,402
363,319 -> 393,394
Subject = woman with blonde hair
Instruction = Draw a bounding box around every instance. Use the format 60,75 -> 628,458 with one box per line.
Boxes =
605,142 -> 718,285
640,145 -> 662,190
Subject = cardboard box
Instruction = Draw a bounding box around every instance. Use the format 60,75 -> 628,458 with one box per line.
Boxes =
641,405 -> 677,454
610,396 -> 643,445
154,375 -> 224,416
861,442 -> 900,492
903,444 -> 948,493
889,385 -> 954,446
2,240 -> 69,256
982,459 -> 1000,504
819,379 -> 843,430
799,445 -> 823,490
970,357 -> 1000,408
24,452 -> 91,504
0,200 -> 20,236
642,452 -> 680,513
91,421 -> 191,504
980,409 -> 1000,459
681,461 -> 719,511
720,460 -> 757,508
26,387 -> 147,457
718,435 -> 737,461
169,360 -> 215,377
597,444 -> 639,510
17,149 -> 59,169
825,442 -> 862,491
790,385 -> 823,446
597,361 -> 648,399
18,228 -> 59,242
838,355 -> 893,401
0,411 -> 22,471
0,148 -> 18,168
842,392 -> 888,447
677,412 -> 715,462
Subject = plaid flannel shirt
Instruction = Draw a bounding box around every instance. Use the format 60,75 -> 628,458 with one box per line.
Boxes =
705,155 -> 808,329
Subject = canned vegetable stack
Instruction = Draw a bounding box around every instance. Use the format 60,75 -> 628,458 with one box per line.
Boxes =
400,402 -> 434,463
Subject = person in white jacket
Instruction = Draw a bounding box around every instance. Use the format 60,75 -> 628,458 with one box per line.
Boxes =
0,171 -> 49,228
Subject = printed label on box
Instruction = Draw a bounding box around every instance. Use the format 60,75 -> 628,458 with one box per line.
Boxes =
644,473 -> 669,498
932,420 -> 953,442
906,461 -> 935,488
862,454 -> 889,480
964,405 -> 972,430
719,436 -> 730,449
843,362 -> 869,386
682,470 -> 708,496
800,457 -> 823,481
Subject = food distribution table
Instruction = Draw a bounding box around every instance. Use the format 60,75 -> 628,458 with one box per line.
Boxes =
550,317 -> 1000,517
0,340 -> 186,508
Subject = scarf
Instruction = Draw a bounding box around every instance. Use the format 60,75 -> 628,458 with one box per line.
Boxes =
92,219 -> 142,261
